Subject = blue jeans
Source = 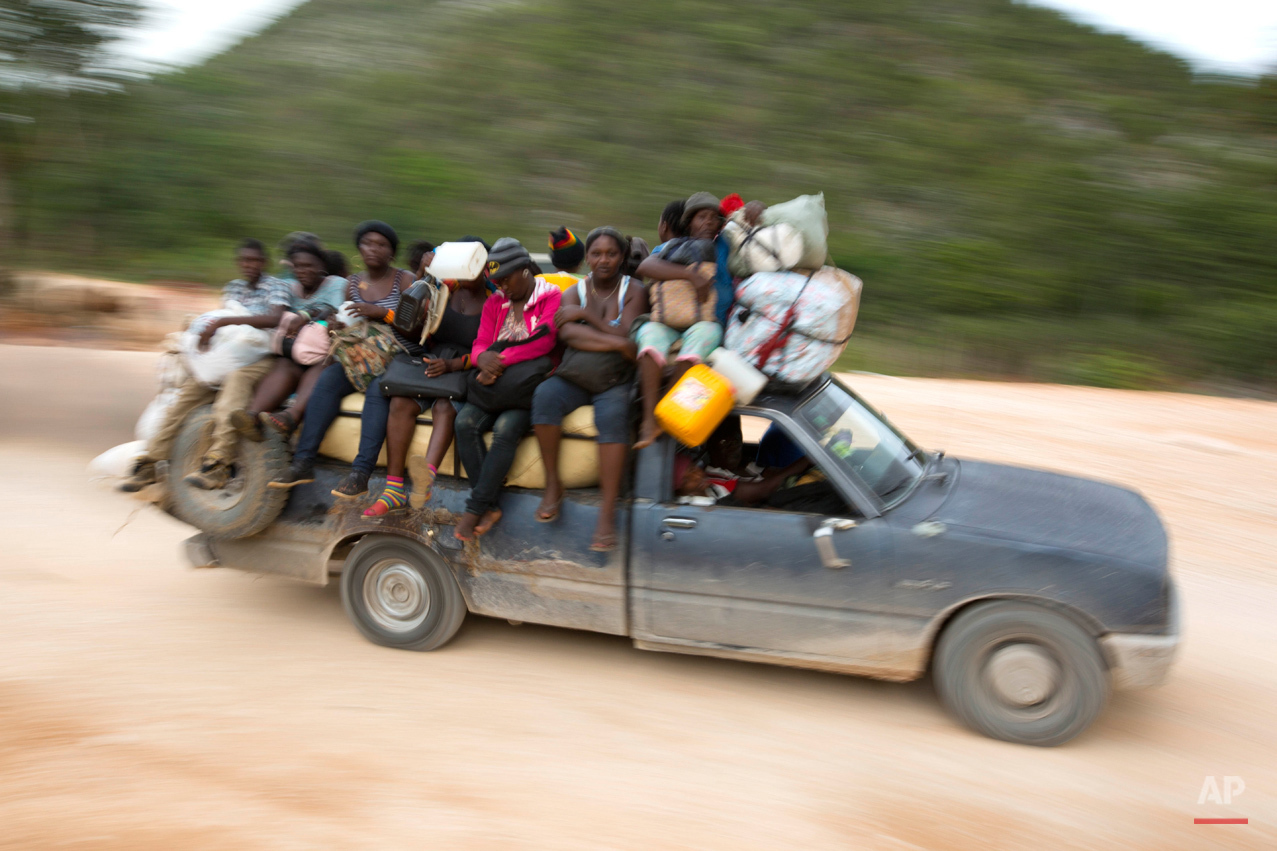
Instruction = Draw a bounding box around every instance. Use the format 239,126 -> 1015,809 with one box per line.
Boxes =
531,377 -> 633,444
454,403 -> 532,517
293,362 -> 390,475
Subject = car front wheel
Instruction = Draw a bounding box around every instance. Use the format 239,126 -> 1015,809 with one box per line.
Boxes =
933,600 -> 1109,746
340,535 -> 467,651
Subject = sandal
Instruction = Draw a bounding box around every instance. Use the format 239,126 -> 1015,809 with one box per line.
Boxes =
589,532 -> 618,553
406,455 -> 437,509
268,460 -> 314,489
535,494 -> 563,523
331,470 -> 370,498
260,410 -> 297,436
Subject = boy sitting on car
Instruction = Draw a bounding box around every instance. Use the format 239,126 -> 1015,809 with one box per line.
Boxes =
120,239 -> 291,493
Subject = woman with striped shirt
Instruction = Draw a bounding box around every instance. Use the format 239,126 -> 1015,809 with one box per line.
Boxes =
271,221 -> 417,495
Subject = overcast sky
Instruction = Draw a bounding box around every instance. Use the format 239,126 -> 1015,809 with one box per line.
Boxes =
114,0 -> 1276,76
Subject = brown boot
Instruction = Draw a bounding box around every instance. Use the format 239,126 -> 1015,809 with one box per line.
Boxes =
184,460 -> 232,490
118,460 -> 158,493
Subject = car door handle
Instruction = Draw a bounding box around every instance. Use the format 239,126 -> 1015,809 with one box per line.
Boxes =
813,518 -> 857,570
661,517 -> 698,529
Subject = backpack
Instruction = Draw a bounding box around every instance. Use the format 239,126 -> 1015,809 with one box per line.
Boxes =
724,267 -> 863,385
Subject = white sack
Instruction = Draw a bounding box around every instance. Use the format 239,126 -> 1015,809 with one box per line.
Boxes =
135,387 -> 182,442
87,440 -> 148,483
180,305 -> 272,386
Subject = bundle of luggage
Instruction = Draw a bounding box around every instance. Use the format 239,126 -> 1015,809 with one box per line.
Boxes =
653,193 -> 865,447
720,193 -> 862,386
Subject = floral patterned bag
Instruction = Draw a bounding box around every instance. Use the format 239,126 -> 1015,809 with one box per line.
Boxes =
330,321 -> 401,392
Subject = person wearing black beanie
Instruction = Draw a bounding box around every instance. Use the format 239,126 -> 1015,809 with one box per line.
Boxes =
268,219 -> 414,495
548,226 -> 585,273
354,220 -> 399,257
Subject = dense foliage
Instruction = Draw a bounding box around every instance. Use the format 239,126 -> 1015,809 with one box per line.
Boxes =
7,0 -> 1277,385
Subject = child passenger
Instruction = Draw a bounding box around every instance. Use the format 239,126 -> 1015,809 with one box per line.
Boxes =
452,238 -> 561,542
531,226 -> 648,552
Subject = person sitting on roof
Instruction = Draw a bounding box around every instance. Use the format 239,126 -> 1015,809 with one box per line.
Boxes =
632,192 -> 727,449
650,200 -> 686,256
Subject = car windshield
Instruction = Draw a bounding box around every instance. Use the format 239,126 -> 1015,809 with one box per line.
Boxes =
796,379 -> 925,506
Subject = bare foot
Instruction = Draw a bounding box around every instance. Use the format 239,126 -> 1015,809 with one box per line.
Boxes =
633,418 -> 663,450
535,485 -> 564,522
475,508 -> 503,536
454,512 -> 480,541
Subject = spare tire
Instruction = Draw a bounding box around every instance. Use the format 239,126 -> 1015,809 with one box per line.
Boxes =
167,404 -> 290,539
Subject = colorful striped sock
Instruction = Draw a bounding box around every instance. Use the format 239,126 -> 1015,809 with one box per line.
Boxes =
364,475 -> 409,517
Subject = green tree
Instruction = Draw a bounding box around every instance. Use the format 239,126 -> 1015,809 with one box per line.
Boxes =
0,0 -> 144,257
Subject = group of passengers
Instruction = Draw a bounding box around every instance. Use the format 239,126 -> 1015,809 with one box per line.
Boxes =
124,192 -> 783,551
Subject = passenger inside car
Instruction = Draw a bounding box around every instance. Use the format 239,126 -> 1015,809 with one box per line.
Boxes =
673,415 -> 853,516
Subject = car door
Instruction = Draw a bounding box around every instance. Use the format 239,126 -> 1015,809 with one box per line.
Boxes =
629,431 -> 898,668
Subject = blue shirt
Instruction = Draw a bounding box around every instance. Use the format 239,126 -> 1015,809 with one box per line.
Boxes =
714,235 -> 734,326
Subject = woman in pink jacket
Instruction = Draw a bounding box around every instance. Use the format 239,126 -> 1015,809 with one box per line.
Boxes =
453,238 -> 562,541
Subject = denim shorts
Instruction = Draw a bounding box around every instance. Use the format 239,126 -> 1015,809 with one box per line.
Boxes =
531,376 -> 633,444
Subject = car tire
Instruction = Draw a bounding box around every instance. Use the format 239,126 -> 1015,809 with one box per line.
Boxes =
933,600 -> 1109,747
340,535 -> 467,651
168,405 -> 290,539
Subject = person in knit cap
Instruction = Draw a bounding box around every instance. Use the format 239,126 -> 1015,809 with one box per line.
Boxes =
452,238 -> 562,542
541,227 -> 587,291
631,191 -> 729,449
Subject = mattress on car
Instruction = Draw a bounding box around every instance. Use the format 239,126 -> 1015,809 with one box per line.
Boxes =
318,394 -> 601,489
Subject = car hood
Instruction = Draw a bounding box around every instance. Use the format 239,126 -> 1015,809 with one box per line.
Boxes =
935,460 -> 1168,568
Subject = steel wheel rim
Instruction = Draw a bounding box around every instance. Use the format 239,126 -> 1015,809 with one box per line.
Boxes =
982,640 -> 1064,720
363,559 -> 431,633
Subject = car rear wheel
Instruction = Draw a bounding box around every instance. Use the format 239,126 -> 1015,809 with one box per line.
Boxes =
340,535 -> 466,651
933,600 -> 1109,746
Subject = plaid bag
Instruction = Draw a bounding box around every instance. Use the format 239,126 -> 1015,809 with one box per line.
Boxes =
649,262 -> 718,332
331,321 -> 401,392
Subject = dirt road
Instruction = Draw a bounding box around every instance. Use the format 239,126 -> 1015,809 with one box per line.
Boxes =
1,344 -> 1274,849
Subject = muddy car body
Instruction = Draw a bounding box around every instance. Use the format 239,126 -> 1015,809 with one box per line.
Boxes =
177,374 -> 1179,745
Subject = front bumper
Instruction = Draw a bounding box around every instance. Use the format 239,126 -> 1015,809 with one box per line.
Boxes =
1100,583 -> 1181,690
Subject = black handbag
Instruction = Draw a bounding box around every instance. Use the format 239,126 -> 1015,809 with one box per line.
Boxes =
555,347 -> 635,395
379,348 -> 469,399
465,356 -> 554,412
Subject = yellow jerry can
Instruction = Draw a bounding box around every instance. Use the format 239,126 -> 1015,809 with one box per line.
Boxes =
655,364 -> 735,448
